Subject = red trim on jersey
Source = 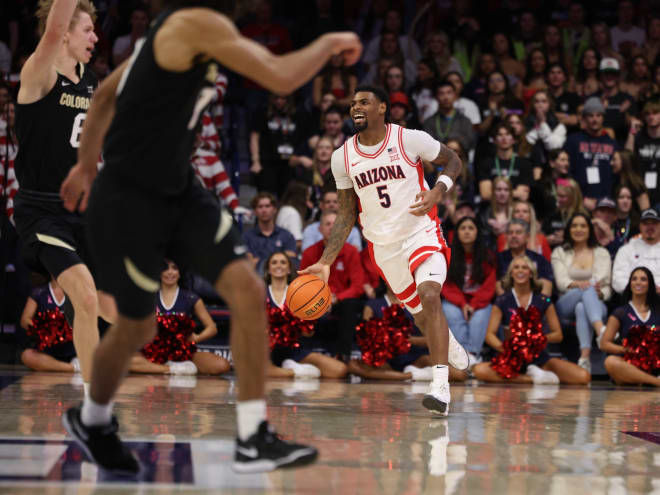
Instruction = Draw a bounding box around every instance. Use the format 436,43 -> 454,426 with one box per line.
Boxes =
396,281 -> 417,301
406,295 -> 421,309
353,124 -> 391,158
343,142 -> 349,175
398,126 -> 418,167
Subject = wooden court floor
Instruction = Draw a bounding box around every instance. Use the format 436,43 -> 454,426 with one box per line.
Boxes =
0,369 -> 659,494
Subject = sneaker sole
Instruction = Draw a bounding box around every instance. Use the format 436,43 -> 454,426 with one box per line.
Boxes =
62,412 -> 140,476
232,448 -> 318,473
422,395 -> 448,416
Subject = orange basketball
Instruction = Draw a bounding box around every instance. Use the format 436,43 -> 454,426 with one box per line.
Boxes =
286,274 -> 331,320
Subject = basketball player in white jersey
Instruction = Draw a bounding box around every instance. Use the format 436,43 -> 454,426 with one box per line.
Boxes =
300,86 -> 468,416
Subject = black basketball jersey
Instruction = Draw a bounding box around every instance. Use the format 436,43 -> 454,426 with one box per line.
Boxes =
15,65 -> 97,194
103,10 -> 217,196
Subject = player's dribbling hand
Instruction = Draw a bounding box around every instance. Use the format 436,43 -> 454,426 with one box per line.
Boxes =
409,189 -> 440,216
298,262 -> 331,284
325,33 -> 363,66
60,162 -> 97,212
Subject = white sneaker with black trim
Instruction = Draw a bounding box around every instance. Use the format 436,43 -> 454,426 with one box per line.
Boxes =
422,380 -> 450,416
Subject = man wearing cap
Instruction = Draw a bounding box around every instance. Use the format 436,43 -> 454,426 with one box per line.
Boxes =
389,91 -> 418,129
627,101 -> 660,211
592,197 -> 621,257
596,57 -> 637,144
563,96 -> 617,211
423,81 -> 475,154
612,208 -> 660,294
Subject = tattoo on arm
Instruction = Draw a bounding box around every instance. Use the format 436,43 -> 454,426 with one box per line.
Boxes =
320,188 -> 357,265
431,144 -> 462,184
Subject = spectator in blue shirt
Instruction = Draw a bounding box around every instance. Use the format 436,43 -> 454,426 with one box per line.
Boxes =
496,219 -> 554,296
564,97 -> 617,212
243,192 -> 297,274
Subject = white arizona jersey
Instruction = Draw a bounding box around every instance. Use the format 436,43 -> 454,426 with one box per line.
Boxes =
331,123 -> 442,245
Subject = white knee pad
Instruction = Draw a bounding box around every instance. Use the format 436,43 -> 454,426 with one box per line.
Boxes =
414,252 -> 447,288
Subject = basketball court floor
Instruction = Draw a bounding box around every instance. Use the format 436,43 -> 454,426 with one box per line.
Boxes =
0,369 -> 659,494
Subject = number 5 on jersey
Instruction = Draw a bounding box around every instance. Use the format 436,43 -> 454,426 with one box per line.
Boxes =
376,185 -> 391,208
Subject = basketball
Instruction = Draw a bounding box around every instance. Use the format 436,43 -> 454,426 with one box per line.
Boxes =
286,274 -> 332,320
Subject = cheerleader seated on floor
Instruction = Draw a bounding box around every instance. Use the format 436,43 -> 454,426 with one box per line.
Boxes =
472,255 -> 591,385
600,267 -> 660,387
130,260 -> 231,376
19,279 -> 79,373
347,282 -> 468,382
265,251 -> 348,379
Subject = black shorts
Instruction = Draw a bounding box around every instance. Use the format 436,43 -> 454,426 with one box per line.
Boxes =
13,189 -> 91,279
87,172 -> 246,319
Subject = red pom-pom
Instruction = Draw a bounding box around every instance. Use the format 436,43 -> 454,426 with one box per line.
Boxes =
491,306 -> 547,379
623,324 -> 660,373
27,309 -> 72,351
267,301 -> 315,350
355,305 -> 412,367
143,313 -> 197,364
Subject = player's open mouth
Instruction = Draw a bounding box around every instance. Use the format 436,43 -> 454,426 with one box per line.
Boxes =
353,114 -> 365,123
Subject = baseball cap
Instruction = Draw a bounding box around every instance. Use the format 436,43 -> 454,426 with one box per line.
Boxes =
599,57 -> 620,72
582,96 -> 605,116
595,197 -> 616,210
389,91 -> 410,110
641,208 -> 660,222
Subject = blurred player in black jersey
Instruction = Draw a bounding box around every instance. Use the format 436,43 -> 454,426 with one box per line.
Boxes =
60,0 -> 362,476
13,0 -> 115,394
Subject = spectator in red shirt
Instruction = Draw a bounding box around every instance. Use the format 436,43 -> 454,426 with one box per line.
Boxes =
441,217 -> 496,365
300,210 -> 365,361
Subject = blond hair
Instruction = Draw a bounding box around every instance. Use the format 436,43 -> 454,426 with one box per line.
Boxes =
36,0 -> 97,36
502,255 -> 543,292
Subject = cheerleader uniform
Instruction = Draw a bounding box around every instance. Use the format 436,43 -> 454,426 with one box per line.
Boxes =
493,291 -> 553,368
21,284 -> 76,362
611,303 -> 660,342
144,288 -> 200,363
365,295 -> 429,371
267,285 -> 314,366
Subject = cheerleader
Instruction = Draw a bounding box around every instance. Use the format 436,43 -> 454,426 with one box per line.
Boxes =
20,279 -> 79,372
265,252 -> 347,379
347,283 -> 468,382
473,255 -> 591,384
600,267 -> 660,386
130,261 -> 230,375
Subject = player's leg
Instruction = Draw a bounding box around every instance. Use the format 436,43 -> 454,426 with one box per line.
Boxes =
21,348 -> 75,372
56,263 -> 100,383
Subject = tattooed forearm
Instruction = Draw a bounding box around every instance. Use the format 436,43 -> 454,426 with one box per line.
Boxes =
431,144 -> 462,185
320,188 -> 357,265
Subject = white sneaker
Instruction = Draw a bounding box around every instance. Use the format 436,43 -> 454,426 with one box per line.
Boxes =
167,360 -> 198,375
448,330 -> 469,371
422,380 -> 450,416
577,357 -> 591,374
70,357 -> 81,374
404,365 -> 433,381
282,359 -> 321,379
526,364 -> 560,384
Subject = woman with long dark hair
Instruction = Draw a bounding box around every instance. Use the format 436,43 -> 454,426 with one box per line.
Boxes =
575,48 -> 601,98
441,217 -> 496,364
552,213 -> 612,373
276,181 -> 311,251
613,184 -> 640,248
600,267 -> 660,386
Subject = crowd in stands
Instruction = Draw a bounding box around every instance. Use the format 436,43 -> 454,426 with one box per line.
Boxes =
2,0 -> 660,387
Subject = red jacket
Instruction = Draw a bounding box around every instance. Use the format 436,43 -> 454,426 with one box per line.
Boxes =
441,252 -> 496,310
301,241 -> 365,301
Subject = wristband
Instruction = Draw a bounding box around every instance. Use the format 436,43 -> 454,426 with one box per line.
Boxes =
436,174 -> 453,191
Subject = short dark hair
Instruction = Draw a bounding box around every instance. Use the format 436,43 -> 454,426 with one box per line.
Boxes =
492,122 -> 514,139
250,191 -> 277,209
324,105 -> 343,118
545,62 -> 567,77
509,218 -> 530,234
354,85 -> 390,117
435,80 -> 456,94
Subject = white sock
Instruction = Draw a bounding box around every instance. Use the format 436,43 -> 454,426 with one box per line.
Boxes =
236,399 -> 266,441
81,396 -> 113,427
83,382 -> 90,398
432,365 -> 449,384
